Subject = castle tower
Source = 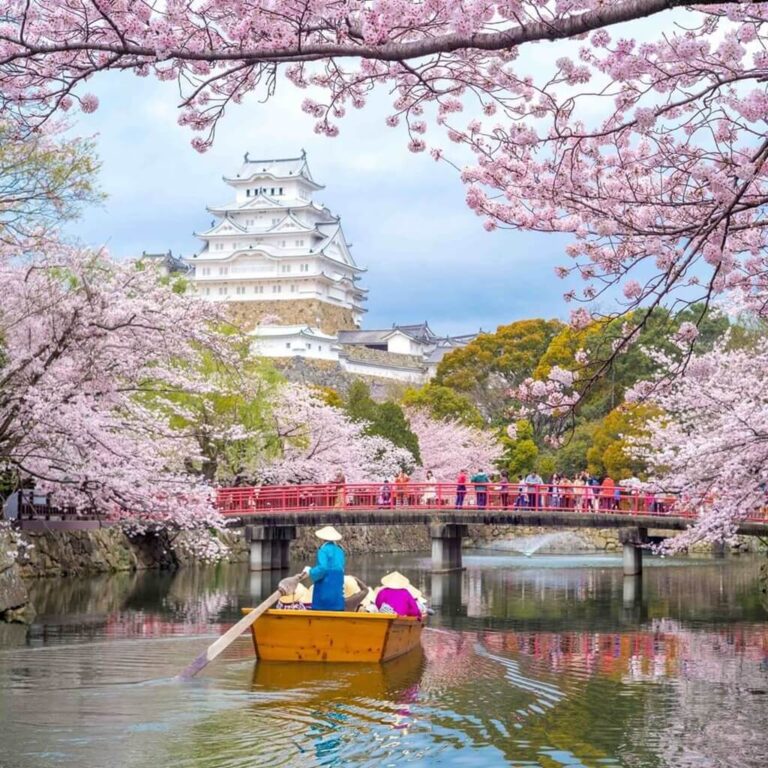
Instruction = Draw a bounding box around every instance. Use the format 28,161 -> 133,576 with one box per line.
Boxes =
187,151 -> 367,332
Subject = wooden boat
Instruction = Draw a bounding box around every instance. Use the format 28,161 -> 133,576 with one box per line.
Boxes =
241,608 -> 424,663
251,646 -> 425,696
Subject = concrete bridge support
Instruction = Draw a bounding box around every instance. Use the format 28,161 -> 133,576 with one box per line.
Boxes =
245,524 -> 296,571
619,527 -> 648,576
430,523 -> 468,573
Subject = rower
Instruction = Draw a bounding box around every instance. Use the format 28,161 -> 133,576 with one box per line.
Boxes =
302,526 -> 345,611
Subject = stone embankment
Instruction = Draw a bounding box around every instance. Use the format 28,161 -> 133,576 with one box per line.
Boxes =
3,523 -> 764,586
0,525 -> 31,620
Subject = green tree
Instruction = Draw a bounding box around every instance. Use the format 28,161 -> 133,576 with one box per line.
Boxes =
434,318 -> 562,421
157,337 -> 283,483
586,403 -> 658,480
401,383 -> 483,427
500,420 -> 539,479
552,421 -> 598,478
0,125 -> 102,243
344,380 -> 421,463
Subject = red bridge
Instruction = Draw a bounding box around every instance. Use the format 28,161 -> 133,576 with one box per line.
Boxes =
215,482 -> 768,575
215,481 -> 768,522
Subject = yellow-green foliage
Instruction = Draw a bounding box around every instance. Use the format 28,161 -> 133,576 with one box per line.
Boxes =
437,318 -> 563,393
586,403 -> 659,479
401,383 -> 483,427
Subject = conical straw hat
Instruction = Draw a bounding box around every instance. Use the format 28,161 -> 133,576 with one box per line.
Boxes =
278,582 -> 312,604
343,575 -> 365,598
380,571 -> 411,590
315,525 -> 342,541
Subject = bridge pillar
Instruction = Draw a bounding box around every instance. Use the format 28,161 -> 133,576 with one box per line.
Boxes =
245,525 -> 296,571
712,540 -> 726,557
430,523 -> 468,573
619,527 -> 647,577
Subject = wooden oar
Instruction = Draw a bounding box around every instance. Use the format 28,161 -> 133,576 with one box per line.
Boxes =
178,572 -> 304,680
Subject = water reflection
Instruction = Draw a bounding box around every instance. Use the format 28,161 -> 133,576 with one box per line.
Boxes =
0,553 -> 766,767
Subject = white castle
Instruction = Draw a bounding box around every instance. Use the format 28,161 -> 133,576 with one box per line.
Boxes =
148,151 -> 474,383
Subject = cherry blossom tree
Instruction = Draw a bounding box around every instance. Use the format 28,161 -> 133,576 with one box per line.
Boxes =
0,243 -> 237,559
406,408 -> 503,481
3,1 -> 768,347
261,384 -> 414,482
0,124 -> 101,245
627,335 -> 768,550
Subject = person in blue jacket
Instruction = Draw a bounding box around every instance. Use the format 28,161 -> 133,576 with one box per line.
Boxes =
302,526 -> 345,611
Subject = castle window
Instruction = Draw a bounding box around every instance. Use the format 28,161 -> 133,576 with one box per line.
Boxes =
290,285 -> 296,293
219,266 -> 228,275
270,188 -> 275,195
202,267 -> 210,276
246,189 -> 251,197
295,239 -> 304,247
279,187 -> 283,195
219,286 -> 228,295
204,287 -> 210,295
286,342 -> 291,349
281,240 -> 287,248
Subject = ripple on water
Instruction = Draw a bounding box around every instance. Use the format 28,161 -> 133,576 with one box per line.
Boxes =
3,556 -> 768,768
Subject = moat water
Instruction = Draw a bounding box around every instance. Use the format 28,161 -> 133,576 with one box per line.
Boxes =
1,551 -> 767,768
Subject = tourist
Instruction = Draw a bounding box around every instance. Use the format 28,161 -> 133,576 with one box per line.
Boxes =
524,470 -> 543,509
277,582 -> 312,610
302,526 -> 345,611
395,469 -> 410,507
573,473 -> 585,511
613,483 -> 622,510
375,571 -> 423,618
561,476 -> 573,509
472,467 -> 490,509
514,476 -> 527,507
601,475 -> 615,511
422,470 -> 437,506
456,468 -> 468,508
587,473 -> 601,511
332,468 -> 346,508
377,479 -> 392,507
499,471 -> 510,509
550,474 -> 562,510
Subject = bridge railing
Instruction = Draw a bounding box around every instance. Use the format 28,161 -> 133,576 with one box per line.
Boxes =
215,482 -> 768,521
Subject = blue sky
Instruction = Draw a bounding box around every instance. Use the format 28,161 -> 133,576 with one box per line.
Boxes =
65,72 -> 578,336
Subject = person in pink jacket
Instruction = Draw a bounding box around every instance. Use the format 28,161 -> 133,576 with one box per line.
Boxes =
374,571 -> 423,617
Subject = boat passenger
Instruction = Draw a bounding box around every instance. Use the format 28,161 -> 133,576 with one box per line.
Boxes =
277,582 -> 312,610
375,571 -> 423,618
302,526 -> 345,611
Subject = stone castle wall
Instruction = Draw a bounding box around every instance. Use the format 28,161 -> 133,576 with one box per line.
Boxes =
271,357 -> 410,401
340,345 -> 426,372
226,299 -> 357,334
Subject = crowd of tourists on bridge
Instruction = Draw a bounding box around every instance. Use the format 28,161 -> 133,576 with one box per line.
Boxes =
219,471 -> 676,516
327,469 -> 671,514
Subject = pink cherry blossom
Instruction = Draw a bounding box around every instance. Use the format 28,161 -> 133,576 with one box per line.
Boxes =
0,240 -> 234,560
406,409 -> 503,481
262,385 -> 414,483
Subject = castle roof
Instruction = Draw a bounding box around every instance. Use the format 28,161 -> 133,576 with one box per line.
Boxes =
250,324 -> 337,341
140,250 -> 190,274
224,151 -> 322,188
